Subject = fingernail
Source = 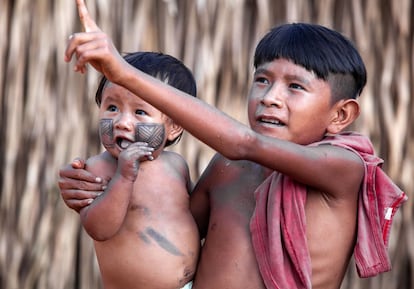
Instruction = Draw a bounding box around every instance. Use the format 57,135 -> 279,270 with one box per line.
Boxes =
96,177 -> 102,183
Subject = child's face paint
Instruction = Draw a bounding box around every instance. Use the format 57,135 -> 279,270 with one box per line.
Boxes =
99,118 -> 165,152
135,123 -> 165,150
99,118 -> 115,147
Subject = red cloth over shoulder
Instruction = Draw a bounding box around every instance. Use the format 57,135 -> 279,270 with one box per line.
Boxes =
250,132 -> 407,289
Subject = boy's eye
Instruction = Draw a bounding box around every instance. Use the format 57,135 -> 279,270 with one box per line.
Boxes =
136,109 -> 147,116
255,77 -> 269,84
289,83 -> 304,90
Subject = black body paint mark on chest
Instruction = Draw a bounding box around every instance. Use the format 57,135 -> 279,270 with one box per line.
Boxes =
137,231 -> 151,244
145,227 -> 184,256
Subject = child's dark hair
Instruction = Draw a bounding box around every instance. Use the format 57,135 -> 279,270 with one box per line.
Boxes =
254,23 -> 367,102
95,51 -> 197,147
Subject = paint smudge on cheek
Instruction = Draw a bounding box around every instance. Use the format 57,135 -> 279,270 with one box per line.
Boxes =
135,123 -> 165,149
99,118 -> 115,147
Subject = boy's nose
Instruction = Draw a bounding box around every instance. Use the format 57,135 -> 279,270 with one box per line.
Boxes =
261,85 -> 284,108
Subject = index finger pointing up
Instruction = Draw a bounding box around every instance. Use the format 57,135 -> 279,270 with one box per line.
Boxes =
76,0 -> 100,32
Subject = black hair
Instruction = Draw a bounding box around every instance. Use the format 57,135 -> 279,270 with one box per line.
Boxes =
95,51 -> 197,146
254,23 -> 367,101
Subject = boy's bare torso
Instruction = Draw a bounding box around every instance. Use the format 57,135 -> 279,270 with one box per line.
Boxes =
191,155 -> 358,289
88,151 -> 199,289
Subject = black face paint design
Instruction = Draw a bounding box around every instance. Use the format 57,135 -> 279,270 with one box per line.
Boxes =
135,123 -> 165,150
99,119 -> 115,147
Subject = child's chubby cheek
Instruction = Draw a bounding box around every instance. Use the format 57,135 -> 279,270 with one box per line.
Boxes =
134,123 -> 165,150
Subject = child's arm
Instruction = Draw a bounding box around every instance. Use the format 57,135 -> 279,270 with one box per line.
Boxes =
80,143 -> 153,241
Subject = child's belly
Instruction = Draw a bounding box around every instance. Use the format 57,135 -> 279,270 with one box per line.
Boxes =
94,212 -> 199,289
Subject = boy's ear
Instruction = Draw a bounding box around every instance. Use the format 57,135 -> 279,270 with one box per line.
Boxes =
166,121 -> 184,141
327,99 -> 360,134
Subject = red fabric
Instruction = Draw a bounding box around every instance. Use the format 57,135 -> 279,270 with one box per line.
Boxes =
250,132 -> 407,289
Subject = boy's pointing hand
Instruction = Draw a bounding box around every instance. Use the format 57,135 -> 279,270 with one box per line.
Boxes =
76,0 -> 100,32
65,0 -> 128,84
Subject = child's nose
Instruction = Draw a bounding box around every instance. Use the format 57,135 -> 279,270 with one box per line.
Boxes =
115,113 -> 135,130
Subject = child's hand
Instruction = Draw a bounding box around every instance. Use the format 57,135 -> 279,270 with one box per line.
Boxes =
116,142 -> 154,182
64,0 -> 128,83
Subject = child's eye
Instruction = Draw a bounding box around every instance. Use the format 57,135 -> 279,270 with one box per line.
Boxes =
136,109 -> 147,116
107,105 -> 118,112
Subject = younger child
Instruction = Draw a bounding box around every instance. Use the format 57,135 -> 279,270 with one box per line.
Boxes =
61,1 -> 406,288
76,51 -> 199,289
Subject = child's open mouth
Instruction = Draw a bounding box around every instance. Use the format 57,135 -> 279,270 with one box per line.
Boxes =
116,137 -> 133,149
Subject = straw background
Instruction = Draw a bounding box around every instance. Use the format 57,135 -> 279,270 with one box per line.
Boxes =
0,0 -> 412,288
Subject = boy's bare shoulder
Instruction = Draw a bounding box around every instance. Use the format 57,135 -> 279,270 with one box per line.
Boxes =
314,143 -> 365,199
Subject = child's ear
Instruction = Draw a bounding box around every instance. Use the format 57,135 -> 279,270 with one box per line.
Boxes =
327,99 -> 360,134
166,121 -> 184,141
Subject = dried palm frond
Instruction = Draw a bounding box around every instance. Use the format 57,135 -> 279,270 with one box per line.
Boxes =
0,1 -> 412,289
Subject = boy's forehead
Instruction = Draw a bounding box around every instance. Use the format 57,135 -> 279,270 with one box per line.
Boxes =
256,58 -> 319,80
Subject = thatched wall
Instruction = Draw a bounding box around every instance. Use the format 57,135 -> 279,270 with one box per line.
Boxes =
0,0 -> 412,288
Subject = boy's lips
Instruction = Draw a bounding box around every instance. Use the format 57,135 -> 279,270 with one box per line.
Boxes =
257,114 -> 286,126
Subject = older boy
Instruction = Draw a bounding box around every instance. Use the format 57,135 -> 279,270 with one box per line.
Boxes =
60,1 -> 406,288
